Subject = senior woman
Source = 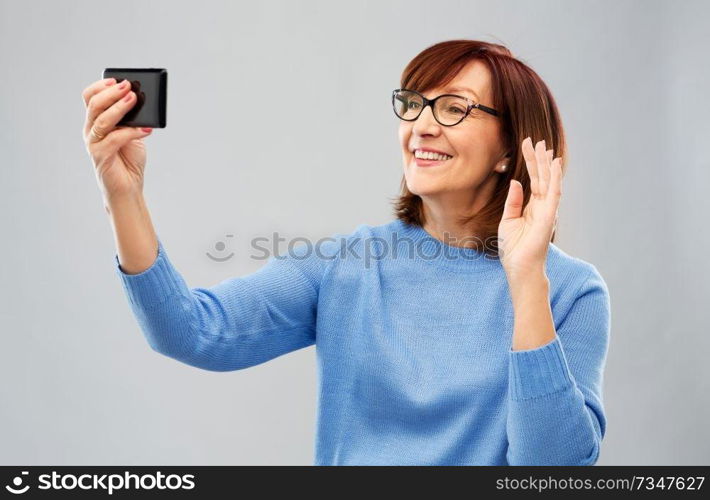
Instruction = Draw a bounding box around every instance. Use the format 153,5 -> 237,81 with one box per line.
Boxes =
81,39 -> 610,466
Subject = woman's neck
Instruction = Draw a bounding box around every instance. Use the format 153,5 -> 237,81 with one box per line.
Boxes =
421,202 -> 483,249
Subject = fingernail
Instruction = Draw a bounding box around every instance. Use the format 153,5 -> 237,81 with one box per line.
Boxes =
123,91 -> 134,102
141,127 -> 152,133
104,78 -> 116,86
118,80 -> 129,89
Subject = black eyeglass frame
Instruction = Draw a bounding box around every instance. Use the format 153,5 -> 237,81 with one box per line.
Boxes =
392,88 -> 500,126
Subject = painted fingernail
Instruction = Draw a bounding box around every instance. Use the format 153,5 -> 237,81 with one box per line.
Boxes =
123,91 -> 134,102
141,127 -> 153,133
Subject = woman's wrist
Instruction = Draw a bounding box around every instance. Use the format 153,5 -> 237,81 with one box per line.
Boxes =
506,268 -> 549,301
103,190 -> 145,215
104,192 -> 159,275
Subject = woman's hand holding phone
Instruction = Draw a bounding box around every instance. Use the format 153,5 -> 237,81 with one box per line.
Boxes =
81,78 -> 154,205
81,77 -> 159,274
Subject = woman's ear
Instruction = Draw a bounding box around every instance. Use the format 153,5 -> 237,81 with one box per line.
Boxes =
495,151 -> 512,173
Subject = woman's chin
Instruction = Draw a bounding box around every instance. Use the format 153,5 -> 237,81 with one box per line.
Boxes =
404,182 -> 443,197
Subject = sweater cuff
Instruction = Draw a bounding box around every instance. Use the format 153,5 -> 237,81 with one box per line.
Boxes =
114,238 -> 188,310
508,335 -> 575,401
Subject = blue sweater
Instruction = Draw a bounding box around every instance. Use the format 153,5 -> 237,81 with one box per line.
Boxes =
114,218 -> 611,465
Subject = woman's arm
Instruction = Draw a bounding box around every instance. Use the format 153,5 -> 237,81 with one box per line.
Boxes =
109,194 -> 334,371
508,270 -> 555,351
505,269 -> 611,465
106,193 -> 159,274
498,138 -> 609,464
114,237 -> 324,372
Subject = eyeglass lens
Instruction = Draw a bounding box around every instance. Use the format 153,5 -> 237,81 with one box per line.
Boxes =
393,90 -> 470,126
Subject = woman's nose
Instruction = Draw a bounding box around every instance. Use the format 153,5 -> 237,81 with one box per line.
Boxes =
412,104 -> 441,134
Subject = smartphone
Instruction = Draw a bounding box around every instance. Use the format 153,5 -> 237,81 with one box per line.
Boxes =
102,68 -> 167,128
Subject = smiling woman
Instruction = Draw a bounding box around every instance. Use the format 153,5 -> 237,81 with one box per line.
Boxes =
393,39 -> 568,256
91,38 -> 610,466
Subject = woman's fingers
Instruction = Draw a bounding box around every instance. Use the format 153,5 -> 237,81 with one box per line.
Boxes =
83,79 -> 135,144
521,137 -> 538,196
535,140 -> 550,196
519,136 -> 564,228
550,157 -> 562,198
81,78 -> 116,108
82,78 -> 117,139
99,126 -> 152,150
544,156 -> 563,224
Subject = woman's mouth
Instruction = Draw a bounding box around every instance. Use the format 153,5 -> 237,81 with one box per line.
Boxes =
412,150 -> 454,167
413,155 -> 453,167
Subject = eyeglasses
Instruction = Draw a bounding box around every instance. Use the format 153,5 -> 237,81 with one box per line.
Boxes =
392,88 -> 499,126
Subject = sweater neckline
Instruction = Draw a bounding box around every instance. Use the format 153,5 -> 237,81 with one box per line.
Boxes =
392,218 -> 502,273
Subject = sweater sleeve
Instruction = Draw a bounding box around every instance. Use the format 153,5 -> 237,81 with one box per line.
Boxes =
114,237 -> 327,372
505,267 -> 611,465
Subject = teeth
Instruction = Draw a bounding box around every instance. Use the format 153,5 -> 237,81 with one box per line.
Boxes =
415,150 -> 453,161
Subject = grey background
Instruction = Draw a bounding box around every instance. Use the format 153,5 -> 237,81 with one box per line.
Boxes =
1,0 -> 708,465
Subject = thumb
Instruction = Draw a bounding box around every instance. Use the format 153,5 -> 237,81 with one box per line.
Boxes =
500,179 -> 523,222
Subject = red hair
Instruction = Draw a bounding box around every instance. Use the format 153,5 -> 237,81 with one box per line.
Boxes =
391,39 -> 567,256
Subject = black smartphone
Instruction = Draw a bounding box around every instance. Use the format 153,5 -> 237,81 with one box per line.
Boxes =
102,68 -> 167,128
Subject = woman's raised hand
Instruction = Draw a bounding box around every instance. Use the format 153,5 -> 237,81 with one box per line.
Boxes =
81,78 -> 154,204
498,137 -> 563,280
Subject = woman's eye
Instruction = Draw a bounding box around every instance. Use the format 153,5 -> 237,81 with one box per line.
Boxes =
408,102 -> 421,109
448,106 -> 465,114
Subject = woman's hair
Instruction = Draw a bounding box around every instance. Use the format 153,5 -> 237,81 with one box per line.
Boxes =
392,39 -> 567,256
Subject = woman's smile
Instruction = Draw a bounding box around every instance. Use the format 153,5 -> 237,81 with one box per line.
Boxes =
413,155 -> 453,167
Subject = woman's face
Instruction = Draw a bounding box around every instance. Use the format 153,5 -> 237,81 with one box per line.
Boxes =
398,59 -> 508,205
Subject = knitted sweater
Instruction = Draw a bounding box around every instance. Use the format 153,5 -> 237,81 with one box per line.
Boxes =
114,218 -> 611,465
